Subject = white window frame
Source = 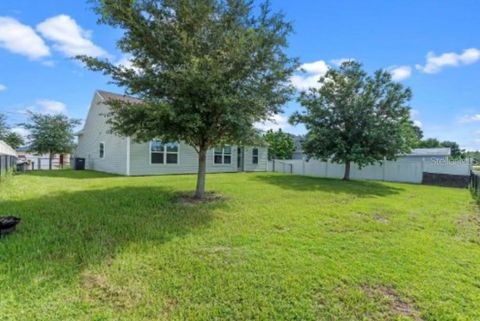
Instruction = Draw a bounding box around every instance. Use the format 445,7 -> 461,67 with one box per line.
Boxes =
149,140 -> 179,165
252,148 -> 259,164
99,142 -> 105,159
213,146 -> 232,165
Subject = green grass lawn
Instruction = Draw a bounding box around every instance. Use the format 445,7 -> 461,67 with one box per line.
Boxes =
1,171 -> 479,321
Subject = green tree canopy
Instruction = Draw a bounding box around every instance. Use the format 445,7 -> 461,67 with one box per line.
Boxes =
0,113 -> 25,149
416,138 -> 465,159
264,129 -> 295,160
79,0 -> 298,198
290,61 -> 417,180
3,132 -> 24,150
22,112 -> 80,169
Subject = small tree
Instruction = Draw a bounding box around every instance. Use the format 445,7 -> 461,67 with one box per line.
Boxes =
291,61 -> 416,180
3,132 -> 24,150
0,113 -> 25,149
79,0 -> 298,198
264,129 -> 295,160
22,112 -> 80,169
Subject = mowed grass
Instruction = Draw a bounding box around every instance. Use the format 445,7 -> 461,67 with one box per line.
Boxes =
1,171 -> 480,321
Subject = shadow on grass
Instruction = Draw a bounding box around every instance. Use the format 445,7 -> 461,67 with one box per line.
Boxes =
19,169 -> 119,179
0,185 -> 221,285
252,174 -> 404,197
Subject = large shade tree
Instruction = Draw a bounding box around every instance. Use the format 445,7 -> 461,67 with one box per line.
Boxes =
22,112 -> 80,169
78,0 -> 298,198
290,61 -> 418,180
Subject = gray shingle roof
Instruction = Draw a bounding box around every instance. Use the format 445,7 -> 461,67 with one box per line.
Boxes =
97,90 -> 143,104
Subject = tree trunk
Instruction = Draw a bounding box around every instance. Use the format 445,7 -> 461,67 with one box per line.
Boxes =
343,160 -> 351,180
195,148 -> 207,199
49,153 -> 53,170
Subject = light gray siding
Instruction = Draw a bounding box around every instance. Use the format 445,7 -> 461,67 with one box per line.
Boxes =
129,142 -> 240,176
75,93 -> 127,175
129,142 -> 268,176
243,146 -> 268,172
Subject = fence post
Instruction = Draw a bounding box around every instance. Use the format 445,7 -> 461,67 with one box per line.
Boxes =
382,158 -> 386,181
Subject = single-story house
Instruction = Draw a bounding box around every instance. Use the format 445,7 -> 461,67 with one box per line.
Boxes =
74,90 -> 268,176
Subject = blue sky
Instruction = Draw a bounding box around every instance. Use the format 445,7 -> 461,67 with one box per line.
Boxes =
0,0 -> 479,149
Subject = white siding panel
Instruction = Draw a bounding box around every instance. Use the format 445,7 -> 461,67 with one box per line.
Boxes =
75,94 -> 127,175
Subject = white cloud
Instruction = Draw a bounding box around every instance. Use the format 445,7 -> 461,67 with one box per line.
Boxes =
35,99 -> 67,114
413,120 -> 423,128
290,74 -> 324,91
115,55 -> 142,74
410,109 -> 419,118
390,65 -> 412,81
36,15 -> 108,58
0,17 -> 50,60
330,58 -> 355,66
459,114 -> 480,124
291,60 -> 330,91
416,48 -> 480,74
11,126 -> 29,138
255,114 -> 291,132
0,84 -> 6,91
116,56 -> 134,69
301,60 -> 329,74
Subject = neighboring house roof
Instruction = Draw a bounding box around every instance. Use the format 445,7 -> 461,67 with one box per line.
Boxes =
403,148 -> 451,157
292,135 -> 304,151
0,140 -> 18,157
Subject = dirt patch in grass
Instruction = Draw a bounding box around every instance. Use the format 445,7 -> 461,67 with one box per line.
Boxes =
316,284 -> 423,321
373,214 -> 389,224
80,272 -> 141,309
456,207 -> 480,244
176,192 -> 226,205
362,285 -> 423,321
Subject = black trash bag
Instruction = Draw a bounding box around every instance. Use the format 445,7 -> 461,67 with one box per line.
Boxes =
0,216 -> 21,237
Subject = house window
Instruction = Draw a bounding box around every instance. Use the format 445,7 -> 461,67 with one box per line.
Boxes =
150,140 -> 179,164
99,142 -> 105,159
252,148 -> 259,164
214,146 -> 232,164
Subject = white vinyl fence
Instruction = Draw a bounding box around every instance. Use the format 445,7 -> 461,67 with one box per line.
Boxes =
268,158 -> 472,184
